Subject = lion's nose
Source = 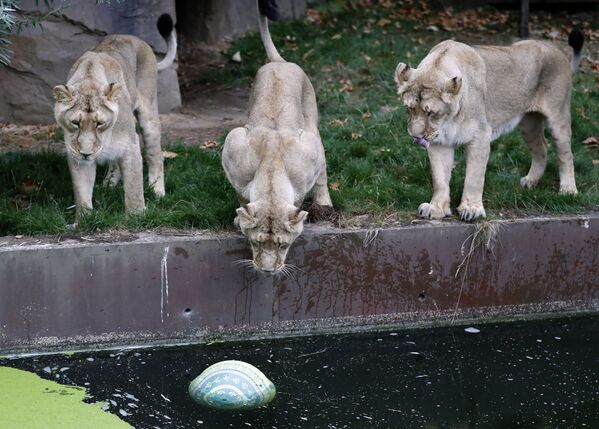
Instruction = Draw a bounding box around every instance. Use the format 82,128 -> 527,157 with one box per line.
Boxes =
79,150 -> 94,159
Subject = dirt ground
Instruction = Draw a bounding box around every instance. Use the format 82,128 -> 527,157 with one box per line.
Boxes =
0,3 -> 597,154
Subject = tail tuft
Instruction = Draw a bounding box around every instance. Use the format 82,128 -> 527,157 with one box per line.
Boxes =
568,29 -> 584,73
156,13 -> 177,71
258,0 -> 280,21
157,13 -> 174,39
568,29 -> 584,55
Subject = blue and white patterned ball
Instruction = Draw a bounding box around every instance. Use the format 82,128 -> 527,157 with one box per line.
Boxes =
188,360 -> 277,410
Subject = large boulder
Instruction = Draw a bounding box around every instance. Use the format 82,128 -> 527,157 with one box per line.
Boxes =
176,0 -> 307,44
0,0 -> 181,124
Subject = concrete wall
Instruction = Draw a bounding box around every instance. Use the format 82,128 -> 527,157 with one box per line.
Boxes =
1,215 -> 598,355
0,0 -> 181,124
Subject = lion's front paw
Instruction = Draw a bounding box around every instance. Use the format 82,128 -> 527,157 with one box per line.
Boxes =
457,202 -> 486,222
418,203 -> 450,219
520,175 -> 538,189
559,184 -> 578,195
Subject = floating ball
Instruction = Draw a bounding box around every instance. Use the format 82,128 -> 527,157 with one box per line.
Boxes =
188,360 -> 276,410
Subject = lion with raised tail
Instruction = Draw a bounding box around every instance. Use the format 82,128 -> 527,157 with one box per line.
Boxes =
53,14 -> 177,214
222,0 -> 333,273
394,30 -> 584,221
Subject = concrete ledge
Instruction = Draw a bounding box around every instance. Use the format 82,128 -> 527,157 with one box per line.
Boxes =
1,214 -> 598,355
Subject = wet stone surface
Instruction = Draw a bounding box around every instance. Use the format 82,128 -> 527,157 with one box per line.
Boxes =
1,315 -> 598,429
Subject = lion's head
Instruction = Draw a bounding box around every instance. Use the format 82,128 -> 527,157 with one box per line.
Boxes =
53,82 -> 122,162
394,63 -> 462,147
235,202 -> 307,274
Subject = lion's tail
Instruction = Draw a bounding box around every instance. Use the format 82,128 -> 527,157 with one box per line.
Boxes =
568,29 -> 584,74
257,0 -> 285,63
156,13 -> 177,71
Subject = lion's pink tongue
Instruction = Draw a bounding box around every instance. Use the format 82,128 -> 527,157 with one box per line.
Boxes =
413,137 -> 430,149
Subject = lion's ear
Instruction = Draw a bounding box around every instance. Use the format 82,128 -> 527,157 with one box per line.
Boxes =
394,63 -> 412,84
441,76 -> 462,103
284,210 -> 308,233
235,205 -> 257,229
53,85 -> 73,103
394,63 -> 413,95
103,82 -> 122,102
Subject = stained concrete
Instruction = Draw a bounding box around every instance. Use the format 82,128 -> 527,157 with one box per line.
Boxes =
1,215 -> 598,354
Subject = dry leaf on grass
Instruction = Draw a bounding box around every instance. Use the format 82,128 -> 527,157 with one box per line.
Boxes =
339,79 -> 353,92
592,160 -> 599,165
351,132 -> 362,140
201,140 -> 219,150
380,105 -> 398,113
362,112 -> 372,120
306,9 -> 323,24
328,118 -> 348,126
583,136 -> 599,146
330,181 -> 341,191
162,150 -> 178,159
20,176 -> 43,193
10,194 -> 30,209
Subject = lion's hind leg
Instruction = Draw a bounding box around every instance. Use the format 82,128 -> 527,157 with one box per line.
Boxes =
518,112 -> 548,190
545,112 -> 577,195
135,99 -> 165,198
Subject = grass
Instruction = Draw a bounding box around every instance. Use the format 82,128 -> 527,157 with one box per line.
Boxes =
1,1 -> 599,236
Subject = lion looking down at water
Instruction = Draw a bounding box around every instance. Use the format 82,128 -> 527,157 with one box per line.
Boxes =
394,30 -> 584,221
53,14 -> 177,214
222,0 -> 333,274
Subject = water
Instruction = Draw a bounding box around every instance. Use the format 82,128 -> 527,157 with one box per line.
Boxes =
1,316 -> 598,428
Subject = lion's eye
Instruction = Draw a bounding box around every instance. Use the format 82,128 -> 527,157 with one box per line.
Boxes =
427,111 -> 435,117
96,121 -> 105,128
71,120 -> 80,127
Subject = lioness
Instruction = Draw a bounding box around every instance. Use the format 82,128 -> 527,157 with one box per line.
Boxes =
53,14 -> 177,214
222,0 -> 333,273
394,31 -> 584,221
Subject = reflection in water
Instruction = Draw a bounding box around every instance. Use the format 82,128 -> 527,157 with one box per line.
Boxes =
2,315 -> 597,428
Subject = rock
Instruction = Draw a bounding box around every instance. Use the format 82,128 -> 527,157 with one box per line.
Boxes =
0,0 -> 180,124
177,0 -> 306,44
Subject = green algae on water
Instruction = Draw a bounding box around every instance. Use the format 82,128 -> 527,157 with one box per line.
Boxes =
0,366 -> 132,429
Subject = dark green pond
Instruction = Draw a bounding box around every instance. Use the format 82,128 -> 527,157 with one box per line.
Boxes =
2,315 -> 598,428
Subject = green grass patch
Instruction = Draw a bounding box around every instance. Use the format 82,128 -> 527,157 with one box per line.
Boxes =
1,2 -> 598,236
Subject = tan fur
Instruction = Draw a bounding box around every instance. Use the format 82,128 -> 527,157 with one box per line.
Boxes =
395,39 -> 578,221
223,57 -> 332,273
54,34 -> 174,214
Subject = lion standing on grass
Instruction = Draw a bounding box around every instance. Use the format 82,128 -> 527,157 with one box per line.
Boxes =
394,30 -> 584,221
53,14 -> 177,214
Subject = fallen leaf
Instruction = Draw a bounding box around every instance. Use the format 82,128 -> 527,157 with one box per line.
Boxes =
328,118 -> 348,126
339,79 -> 353,93
201,140 -> 219,149
379,105 -> 398,114
351,132 -> 362,140
306,9 -> 323,24
377,18 -> 391,27
20,176 -> 43,194
362,112 -> 372,120
231,51 -> 242,63
162,150 -> 178,159
592,160 -> 599,165
10,194 -> 30,209
330,181 -> 341,191
331,33 -> 342,40
583,136 -> 599,146
426,25 -> 439,32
